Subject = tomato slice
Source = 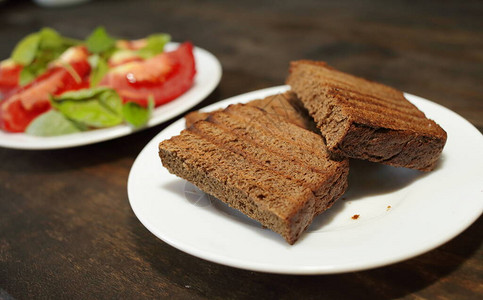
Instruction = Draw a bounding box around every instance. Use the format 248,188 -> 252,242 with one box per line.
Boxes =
100,42 -> 196,107
0,60 -> 22,99
0,46 -> 91,132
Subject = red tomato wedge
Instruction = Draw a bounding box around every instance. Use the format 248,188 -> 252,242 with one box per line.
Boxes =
100,42 -> 196,107
0,46 -> 91,132
0,60 -> 22,99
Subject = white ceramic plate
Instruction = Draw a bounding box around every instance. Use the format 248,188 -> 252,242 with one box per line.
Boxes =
0,43 -> 222,150
128,85 -> 483,274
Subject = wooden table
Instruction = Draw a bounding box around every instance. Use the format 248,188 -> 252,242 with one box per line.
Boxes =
1,0 -> 482,299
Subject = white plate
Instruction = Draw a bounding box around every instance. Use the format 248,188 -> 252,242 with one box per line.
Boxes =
0,43 -> 222,150
128,85 -> 483,274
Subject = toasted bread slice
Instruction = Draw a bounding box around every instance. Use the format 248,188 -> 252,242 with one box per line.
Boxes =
184,91 -> 318,132
287,60 -> 447,171
159,103 -> 349,244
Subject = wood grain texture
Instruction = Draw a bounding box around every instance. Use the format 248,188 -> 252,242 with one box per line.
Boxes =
0,0 -> 482,299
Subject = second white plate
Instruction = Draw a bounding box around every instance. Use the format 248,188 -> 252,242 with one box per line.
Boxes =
128,85 -> 483,274
0,43 -> 222,150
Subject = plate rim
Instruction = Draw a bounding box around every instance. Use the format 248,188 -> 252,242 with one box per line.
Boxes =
128,85 -> 483,275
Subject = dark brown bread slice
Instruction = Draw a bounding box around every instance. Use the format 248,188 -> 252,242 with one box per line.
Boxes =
184,110 -> 211,128
286,60 -> 447,171
184,91 -> 318,132
159,103 -> 349,244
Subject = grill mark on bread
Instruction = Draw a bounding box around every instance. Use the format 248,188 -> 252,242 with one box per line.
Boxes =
294,60 -> 404,102
163,131 -> 312,214
189,120 -> 333,194
223,104 -> 329,157
315,74 -> 403,103
325,84 -> 424,116
329,90 -> 442,132
301,81 -> 439,137
300,78 -> 431,130
208,111 -> 332,171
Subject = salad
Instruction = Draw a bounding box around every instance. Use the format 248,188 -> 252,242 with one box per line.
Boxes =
0,27 -> 196,136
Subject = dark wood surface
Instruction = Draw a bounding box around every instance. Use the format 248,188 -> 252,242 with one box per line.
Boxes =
1,0 -> 482,299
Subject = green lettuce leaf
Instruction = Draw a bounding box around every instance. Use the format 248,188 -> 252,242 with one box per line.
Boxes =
137,33 -> 171,59
88,54 -> 109,87
38,27 -> 64,49
51,87 -> 123,128
122,97 -> 154,128
11,33 -> 41,65
11,27 -> 81,86
18,68 -> 37,86
54,86 -> 111,100
55,100 -> 123,128
25,110 -> 82,136
39,27 -> 81,49
86,26 -> 116,54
